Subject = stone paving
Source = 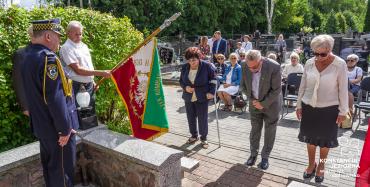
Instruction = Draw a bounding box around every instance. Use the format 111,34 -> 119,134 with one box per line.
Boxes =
154,85 -> 368,187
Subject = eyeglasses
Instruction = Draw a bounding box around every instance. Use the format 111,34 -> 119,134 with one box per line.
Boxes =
240,55 -> 245,57
313,52 -> 328,57
217,58 -> 224,60
231,57 -> 237,60
347,59 -> 356,62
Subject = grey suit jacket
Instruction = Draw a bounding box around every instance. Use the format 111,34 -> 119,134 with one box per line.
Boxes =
240,58 -> 282,117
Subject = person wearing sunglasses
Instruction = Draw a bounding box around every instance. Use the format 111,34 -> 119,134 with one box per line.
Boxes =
240,50 -> 281,170
296,35 -> 348,183
179,47 -> 216,149
346,54 -> 362,115
217,53 -> 242,111
238,51 -> 247,65
215,54 -> 227,77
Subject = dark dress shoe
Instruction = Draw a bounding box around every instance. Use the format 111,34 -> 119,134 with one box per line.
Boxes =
315,175 -> 324,183
258,158 -> 269,170
303,163 -> 317,179
246,156 -> 257,166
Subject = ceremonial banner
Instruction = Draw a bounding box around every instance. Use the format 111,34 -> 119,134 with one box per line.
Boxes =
356,121 -> 370,187
111,38 -> 168,140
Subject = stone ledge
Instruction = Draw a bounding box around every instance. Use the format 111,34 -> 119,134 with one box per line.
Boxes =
82,128 -> 183,171
0,124 -> 107,174
0,141 -> 40,173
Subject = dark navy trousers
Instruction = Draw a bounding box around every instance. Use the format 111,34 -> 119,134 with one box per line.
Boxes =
39,135 -> 76,187
185,101 -> 209,141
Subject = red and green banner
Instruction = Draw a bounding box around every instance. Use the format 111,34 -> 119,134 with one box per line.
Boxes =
111,38 -> 168,140
356,122 -> 370,187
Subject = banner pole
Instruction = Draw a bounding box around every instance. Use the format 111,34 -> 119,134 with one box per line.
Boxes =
95,12 -> 181,87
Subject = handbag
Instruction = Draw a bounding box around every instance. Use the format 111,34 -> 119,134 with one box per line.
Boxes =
234,93 -> 247,109
340,113 -> 352,129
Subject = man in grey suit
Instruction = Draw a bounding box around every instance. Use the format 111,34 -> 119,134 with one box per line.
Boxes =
240,50 -> 281,170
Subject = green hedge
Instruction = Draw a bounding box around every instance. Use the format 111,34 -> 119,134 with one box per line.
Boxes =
0,6 -> 143,152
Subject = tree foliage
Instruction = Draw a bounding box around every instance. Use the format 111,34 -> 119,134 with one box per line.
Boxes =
326,10 -> 338,33
365,0 -> 370,32
0,6 -> 142,152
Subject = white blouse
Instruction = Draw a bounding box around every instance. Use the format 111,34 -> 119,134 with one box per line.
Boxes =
297,56 -> 349,115
282,63 -> 304,78
188,69 -> 198,102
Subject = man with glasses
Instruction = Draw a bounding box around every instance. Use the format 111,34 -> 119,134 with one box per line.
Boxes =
240,50 -> 281,170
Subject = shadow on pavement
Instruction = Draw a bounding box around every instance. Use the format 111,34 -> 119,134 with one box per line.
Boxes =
204,164 -> 264,187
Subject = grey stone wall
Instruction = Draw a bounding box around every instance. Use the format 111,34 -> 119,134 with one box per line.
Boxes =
0,158 -> 43,187
0,125 -> 183,187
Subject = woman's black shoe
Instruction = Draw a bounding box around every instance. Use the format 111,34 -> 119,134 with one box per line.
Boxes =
303,163 -> 316,179
315,176 -> 324,183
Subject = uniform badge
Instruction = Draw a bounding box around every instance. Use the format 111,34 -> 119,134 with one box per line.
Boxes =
47,64 -> 58,80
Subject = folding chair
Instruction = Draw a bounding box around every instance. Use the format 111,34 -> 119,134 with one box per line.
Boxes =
281,73 -> 303,119
352,77 -> 370,132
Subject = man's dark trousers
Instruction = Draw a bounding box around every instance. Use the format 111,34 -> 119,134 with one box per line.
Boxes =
39,135 -> 76,187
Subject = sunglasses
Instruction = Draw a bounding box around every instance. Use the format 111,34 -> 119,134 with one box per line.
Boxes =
231,57 -> 237,60
313,52 -> 328,57
347,59 -> 356,62
240,55 -> 245,57
217,58 -> 224,60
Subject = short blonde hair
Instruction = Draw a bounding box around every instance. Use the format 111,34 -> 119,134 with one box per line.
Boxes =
290,52 -> 300,60
217,54 -> 225,60
66,21 -> 83,33
246,50 -> 262,61
310,34 -> 334,51
347,54 -> 359,62
229,53 -> 238,60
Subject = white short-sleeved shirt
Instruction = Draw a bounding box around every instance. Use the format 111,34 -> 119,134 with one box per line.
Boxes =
60,39 -> 94,83
347,66 -> 363,86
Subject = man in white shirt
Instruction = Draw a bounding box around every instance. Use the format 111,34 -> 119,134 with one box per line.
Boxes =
60,21 -> 111,110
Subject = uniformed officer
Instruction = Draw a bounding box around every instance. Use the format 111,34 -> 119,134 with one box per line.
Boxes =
21,18 -> 79,187
12,26 -> 34,116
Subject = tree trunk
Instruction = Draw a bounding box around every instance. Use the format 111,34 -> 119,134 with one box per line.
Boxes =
265,0 -> 275,34
88,0 -> 92,9
67,0 -> 70,6
79,0 -> 83,8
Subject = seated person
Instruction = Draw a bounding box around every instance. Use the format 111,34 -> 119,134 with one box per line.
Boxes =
235,42 -> 245,57
281,52 -> 304,100
217,53 -> 242,111
347,54 -> 363,114
238,51 -> 246,65
215,54 -> 227,81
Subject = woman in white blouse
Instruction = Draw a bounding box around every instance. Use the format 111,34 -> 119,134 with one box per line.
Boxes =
282,52 -> 304,99
296,35 -> 348,183
242,35 -> 253,52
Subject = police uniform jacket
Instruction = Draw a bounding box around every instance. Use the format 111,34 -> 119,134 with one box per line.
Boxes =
22,44 -> 78,140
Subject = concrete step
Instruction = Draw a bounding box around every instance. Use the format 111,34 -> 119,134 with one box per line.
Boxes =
181,157 -> 199,172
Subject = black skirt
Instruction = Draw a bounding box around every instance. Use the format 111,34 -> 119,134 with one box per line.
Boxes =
298,102 -> 339,148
